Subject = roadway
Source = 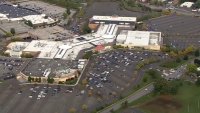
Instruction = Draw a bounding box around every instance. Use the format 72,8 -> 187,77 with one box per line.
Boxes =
139,2 -> 200,16
98,83 -> 154,113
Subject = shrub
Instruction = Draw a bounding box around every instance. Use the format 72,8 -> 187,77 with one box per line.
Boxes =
21,53 -> 33,58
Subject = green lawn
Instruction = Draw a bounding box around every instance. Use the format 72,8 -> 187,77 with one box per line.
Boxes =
136,69 -> 161,89
133,82 -> 200,113
175,82 -> 200,113
160,60 -> 186,69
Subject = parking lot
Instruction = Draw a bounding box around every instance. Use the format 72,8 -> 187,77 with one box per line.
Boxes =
22,59 -> 78,77
19,1 -> 66,19
0,49 -> 169,113
85,2 -> 146,19
0,4 -> 39,18
82,50 -> 168,104
147,14 -> 200,35
0,21 -> 31,34
0,80 -> 98,113
163,36 -> 200,50
0,57 -> 29,80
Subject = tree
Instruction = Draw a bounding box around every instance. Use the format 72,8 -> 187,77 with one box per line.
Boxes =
88,90 -> 93,96
162,9 -> 171,15
175,57 -> 181,63
154,78 -> 180,95
47,77 -> 54,83
150,0 -> 163,6
146,69 -> 159,79
180,0 -> 188,4
67,8 -> 71,15
185,45 -> 195,54
38,77 -> 41,83
5,32 -> 13,37
77,8 -> 84,18
121,100 -> 128,108
196,78 -> 200,86
193,0 -> 200,8
82,79 -> 88,85
110,109 -> 115,113
161,45 -> 171,52
143,77 -> 148,83
69,107 -> 76,113
21,53 -> 33,58
82,23 -> 91,34
63,12 -> 68,19
169,51 -> 178,58
82,104 -> 88,111
195,49 -> 200,57
32,77 -> 36,82
11,37 -> 23,42
82,51 -> 93,59
35,78 -> 39,82
126,0 -> 136,7
10,28 -> 15,35
187,64 -> 197,73
194,59 -> 200,66
183,55 -> 188,60
25,20 -> 33,27
28,76 -> 32,82
31,77 -> 34,82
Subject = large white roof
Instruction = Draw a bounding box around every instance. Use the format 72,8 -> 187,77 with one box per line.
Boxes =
91,15 -> 137,22
125,31 -> 150,46
23,14 -> 55,25
116,34 -> 127,43
23,40 -> 58,52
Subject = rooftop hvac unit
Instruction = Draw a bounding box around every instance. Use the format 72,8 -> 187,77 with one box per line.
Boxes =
12,45 -> 22,52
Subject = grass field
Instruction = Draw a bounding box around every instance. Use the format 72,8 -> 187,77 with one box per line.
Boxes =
139,95 -> 181,113
175,82 -> 200,113
135,82 -> 200,113
160,60 -> 186,69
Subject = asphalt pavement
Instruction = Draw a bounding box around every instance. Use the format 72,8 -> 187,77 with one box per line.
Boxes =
139,2 -> 200,16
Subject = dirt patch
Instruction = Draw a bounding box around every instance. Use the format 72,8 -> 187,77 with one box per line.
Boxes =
139,95 -> 182,113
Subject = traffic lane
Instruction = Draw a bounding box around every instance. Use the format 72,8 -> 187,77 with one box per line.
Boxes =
99,83 -> 154,113
139,2 -> 200,16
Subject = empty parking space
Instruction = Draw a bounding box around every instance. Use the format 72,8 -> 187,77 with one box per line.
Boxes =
147,14 -> 200,35
85,2 -> 145,18
163,36 -> 200,50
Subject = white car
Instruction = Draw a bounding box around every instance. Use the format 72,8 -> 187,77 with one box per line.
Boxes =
192,9 -> 197,12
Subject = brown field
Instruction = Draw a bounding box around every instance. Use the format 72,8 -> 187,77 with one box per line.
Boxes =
139,95 -> 182,113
